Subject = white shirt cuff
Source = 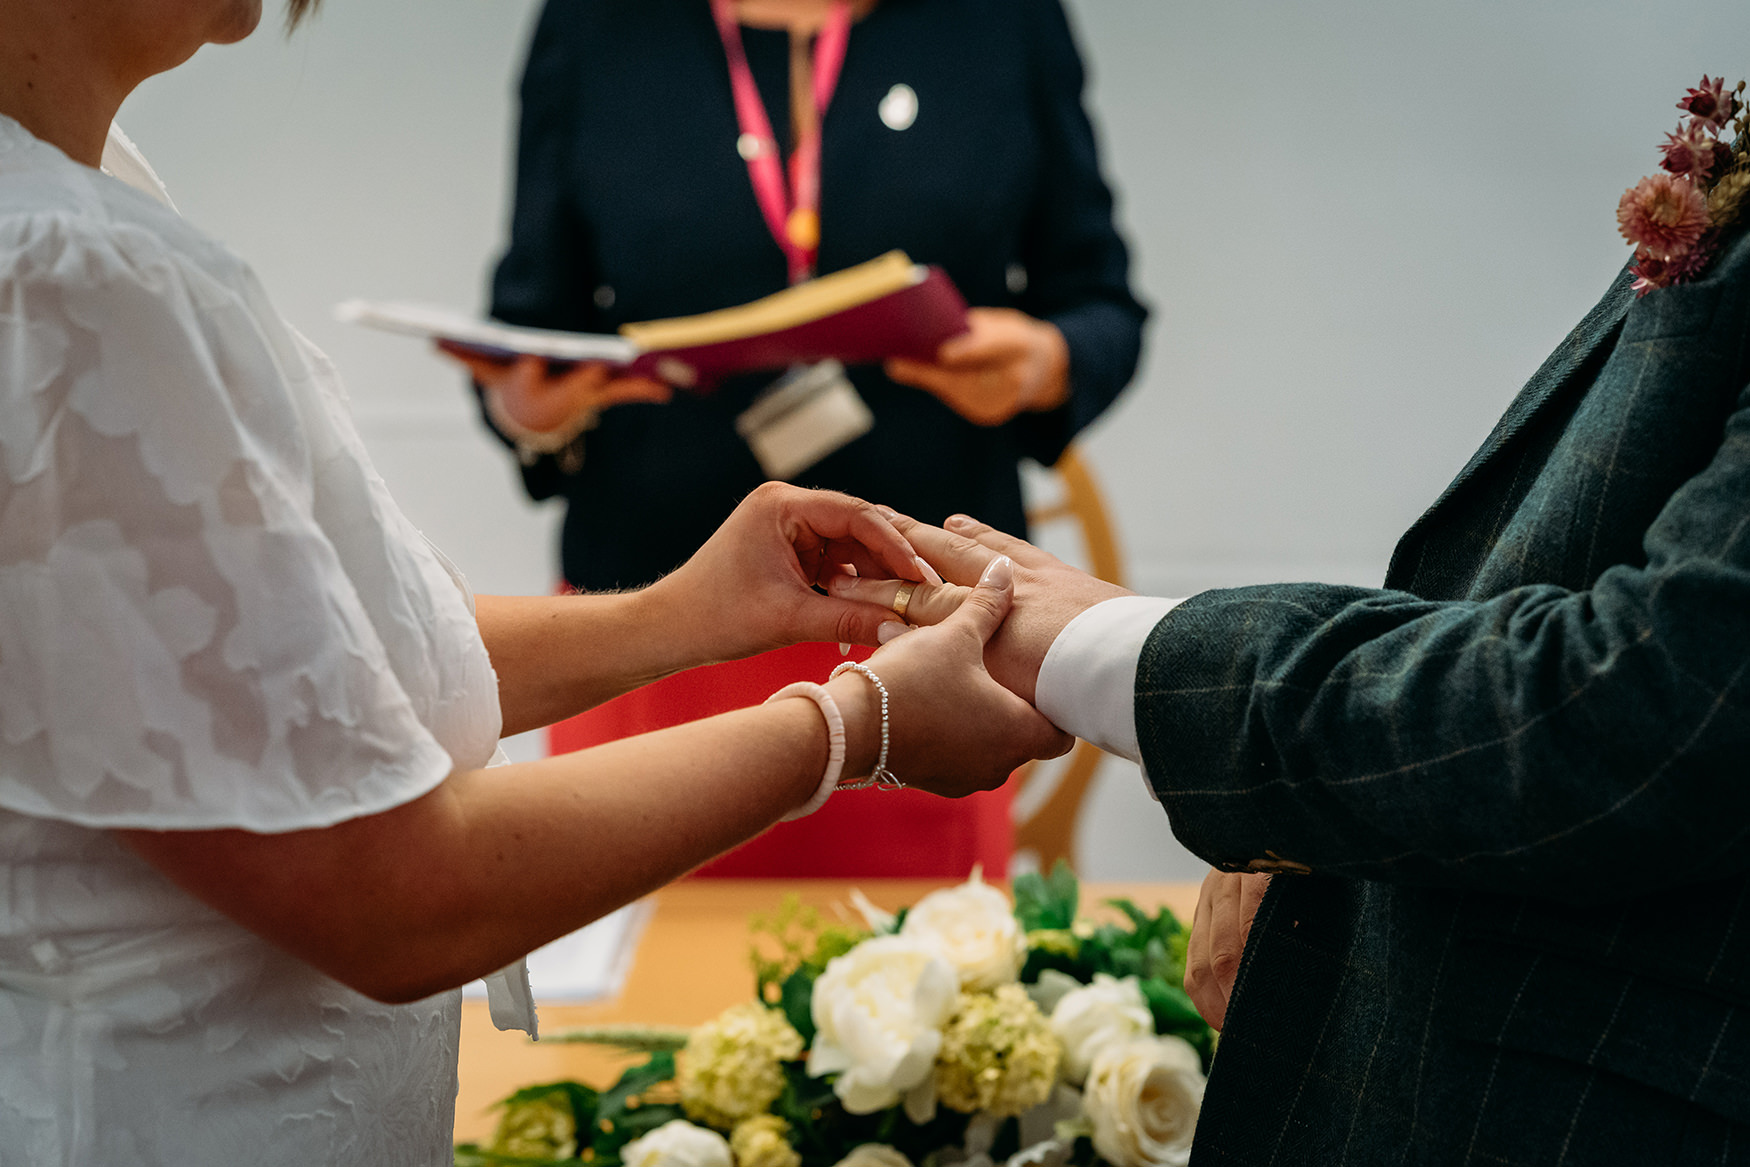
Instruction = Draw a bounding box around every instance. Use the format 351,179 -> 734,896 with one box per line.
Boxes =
1034,595 -> 1185,766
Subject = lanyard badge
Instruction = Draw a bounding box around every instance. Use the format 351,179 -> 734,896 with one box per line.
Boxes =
711,1 -> 871,481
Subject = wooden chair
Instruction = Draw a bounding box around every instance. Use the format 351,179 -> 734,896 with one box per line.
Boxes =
1011,446 -> 1124,875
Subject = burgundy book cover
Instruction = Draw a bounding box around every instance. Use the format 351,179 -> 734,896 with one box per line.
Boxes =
626,266 -> 969,390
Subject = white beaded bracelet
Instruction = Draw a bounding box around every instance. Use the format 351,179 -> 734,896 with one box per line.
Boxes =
829,661 -> 906,792
765,681 -> 847,820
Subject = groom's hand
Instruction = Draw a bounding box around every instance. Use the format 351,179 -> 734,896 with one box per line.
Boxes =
881,510 -> 1132,705
1185,869 -> 1271,1031
829,555 -> 1074,797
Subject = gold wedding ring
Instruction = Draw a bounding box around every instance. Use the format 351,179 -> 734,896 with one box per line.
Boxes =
890,581 -> 916,621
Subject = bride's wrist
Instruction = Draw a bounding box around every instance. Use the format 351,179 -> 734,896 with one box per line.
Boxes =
824,671 -> 883,779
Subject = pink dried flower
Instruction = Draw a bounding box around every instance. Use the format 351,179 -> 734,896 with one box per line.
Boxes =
1677,75 -> 1739,131
1629,233 -> 1717,297
1616,172 -> 1710,259
1658,121 -> 1728,180
1702,139 -> 1737,182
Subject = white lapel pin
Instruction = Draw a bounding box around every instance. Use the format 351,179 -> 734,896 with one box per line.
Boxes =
879,83 -> 918,131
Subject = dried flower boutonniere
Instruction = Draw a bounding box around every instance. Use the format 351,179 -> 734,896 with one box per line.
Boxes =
1617,75 -> 1750,296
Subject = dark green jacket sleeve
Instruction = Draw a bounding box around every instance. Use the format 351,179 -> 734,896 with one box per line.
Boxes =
1139,231 -> 1750,905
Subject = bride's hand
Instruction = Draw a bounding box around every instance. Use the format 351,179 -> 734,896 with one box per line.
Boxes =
645,483 -> 956,665
825,556 -> 1073,798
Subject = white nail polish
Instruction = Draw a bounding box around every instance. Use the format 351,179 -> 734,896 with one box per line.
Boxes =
980,555 -> 1014,589
914,556 -> 944,586
877,622 -> 913,644
839,642 -> 853,656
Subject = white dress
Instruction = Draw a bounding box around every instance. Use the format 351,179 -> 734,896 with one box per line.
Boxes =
0,114 -> 507,1164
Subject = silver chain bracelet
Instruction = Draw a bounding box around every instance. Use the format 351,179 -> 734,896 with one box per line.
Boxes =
829,661 -> 906,791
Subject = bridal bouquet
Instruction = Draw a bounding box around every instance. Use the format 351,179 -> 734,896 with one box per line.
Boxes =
457,865 -> 1215,1167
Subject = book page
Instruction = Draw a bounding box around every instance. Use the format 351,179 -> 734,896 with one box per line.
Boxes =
618,250 -> 924,351
336,300 -> 639,364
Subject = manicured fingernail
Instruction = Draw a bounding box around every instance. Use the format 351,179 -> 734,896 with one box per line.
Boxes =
914,556 -> 944,586
839,642 -> 853,656
946,514 -> 975,530
979,555 -> 1013,589
877,622 -> 913,644
876,505 -> 899,520
828,574 -> 855,597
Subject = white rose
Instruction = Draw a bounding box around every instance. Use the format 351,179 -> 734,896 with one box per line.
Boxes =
808,934 -> 959,1116
1048,974 -> 1154,1085
899,870 -> 1026,990
619,1119 -> 733,1167
831,1145 -> 914,1167
1082,1036 -> 1206,1167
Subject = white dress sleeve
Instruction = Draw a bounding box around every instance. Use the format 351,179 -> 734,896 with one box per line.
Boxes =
0,210 -> 458,832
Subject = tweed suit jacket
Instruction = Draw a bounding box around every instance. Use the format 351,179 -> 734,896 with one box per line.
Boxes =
1138,224 -> 1750,1165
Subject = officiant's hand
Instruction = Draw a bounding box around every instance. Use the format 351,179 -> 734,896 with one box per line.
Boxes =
442,348 -> 672,433
1185,869 -> 1271,1031
844,511 -> 1132,705
885,308 -> 1069,426
645,482 -> 929,663
827,555 -> 1073,796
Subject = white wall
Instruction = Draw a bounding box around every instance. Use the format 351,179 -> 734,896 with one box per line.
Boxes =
119,0 -> 1750,882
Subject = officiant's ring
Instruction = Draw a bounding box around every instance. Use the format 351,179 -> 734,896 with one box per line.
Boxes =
889,582 -> 916,621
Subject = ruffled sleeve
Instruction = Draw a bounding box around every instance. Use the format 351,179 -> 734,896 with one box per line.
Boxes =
0,210 -> 460,832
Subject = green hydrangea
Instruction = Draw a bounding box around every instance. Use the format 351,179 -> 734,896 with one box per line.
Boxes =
678,1003 -> 804,1129
935,985 -> 1062,1117
1026,928 -> 1081,960
486,1087 -> 578,1160
730,1114 -> 801,1167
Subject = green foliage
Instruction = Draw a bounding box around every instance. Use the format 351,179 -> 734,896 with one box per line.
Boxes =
498,1079 -> 601,1116
1011,861 -> 1080,931
768,1060 -> 842,1160
1013,874 -> 1216,1073
585,1052 -> 687,1167
1020,893 -> 1188,989
541,1024 -> 691,1053
751,894 -> 871,1005
455,1146 -> 577,1167
457,1079 -> 600,1167
1018,927 -> 1080,983
778,966 -> 819,1046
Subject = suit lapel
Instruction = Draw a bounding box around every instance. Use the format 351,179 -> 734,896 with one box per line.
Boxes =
1387,264 -> 1637,584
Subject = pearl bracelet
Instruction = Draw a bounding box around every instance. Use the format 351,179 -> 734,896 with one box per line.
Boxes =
765,681 -> 846,820
829,661 -> 906,792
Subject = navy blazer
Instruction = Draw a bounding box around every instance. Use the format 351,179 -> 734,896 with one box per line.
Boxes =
489,0 -> 1146,590
1139,225 -> 1750,1163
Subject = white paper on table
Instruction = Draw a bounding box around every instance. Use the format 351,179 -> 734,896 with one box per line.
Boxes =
464,900 -> 653,1005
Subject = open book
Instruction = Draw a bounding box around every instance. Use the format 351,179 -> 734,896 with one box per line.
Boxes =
337,250 -> 968,390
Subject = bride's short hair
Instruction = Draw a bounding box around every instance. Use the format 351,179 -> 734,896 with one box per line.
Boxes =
287,0 -> 320,28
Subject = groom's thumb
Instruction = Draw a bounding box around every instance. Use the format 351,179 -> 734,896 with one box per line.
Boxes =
950,555 -> 1015,643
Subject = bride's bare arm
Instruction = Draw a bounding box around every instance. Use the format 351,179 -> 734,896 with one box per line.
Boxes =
118,696 -> 856,1004
116,557 -> 1069,1004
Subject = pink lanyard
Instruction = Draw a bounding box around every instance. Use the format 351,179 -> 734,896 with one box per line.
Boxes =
709,0 -> 853,283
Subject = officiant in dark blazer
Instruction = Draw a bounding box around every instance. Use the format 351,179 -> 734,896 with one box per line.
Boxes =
870,81 -> 1750,1163
444,0 -> 1145,878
